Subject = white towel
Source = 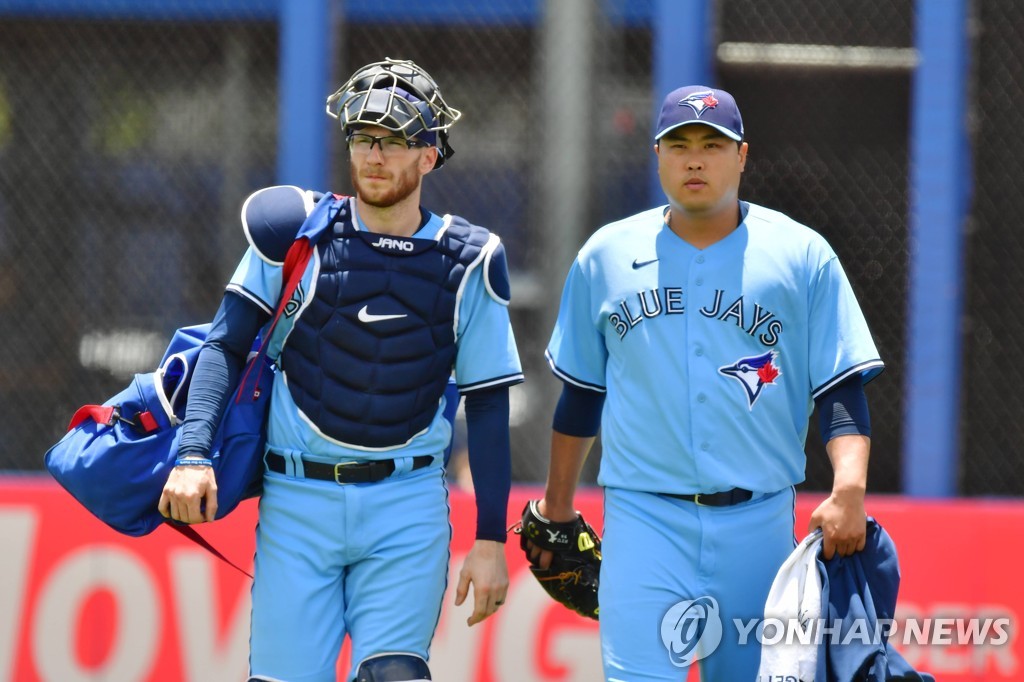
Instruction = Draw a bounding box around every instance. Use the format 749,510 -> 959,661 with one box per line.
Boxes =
757,529 -> 823,681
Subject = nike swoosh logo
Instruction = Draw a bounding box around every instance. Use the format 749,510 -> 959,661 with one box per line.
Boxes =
632,258 -> 659,269
357,305 -> 408,323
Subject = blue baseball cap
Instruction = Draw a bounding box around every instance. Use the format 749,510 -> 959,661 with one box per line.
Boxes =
654,85 -> 744,142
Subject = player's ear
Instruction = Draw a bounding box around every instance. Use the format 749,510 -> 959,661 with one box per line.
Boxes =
737,141 -> 749,172
419,146 -> 439,174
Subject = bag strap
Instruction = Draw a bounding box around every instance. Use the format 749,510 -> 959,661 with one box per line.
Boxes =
179,199 -> 334,578
233,192 -> 342,403
67,405 -> 116,431
234,234 -> 314,403
168,522 -> 255,579
66,404 -> 159,434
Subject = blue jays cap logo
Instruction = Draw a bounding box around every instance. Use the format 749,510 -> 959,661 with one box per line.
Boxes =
719,351 -> 782,409
678,91 -> 720,118
655,85 -> 744,141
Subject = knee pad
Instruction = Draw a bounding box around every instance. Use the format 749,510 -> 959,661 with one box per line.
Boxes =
354,653 -> 431,681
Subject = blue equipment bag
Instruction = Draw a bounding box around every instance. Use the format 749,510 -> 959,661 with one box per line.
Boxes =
44,324 -> 272,536
42,192 -> 464,557
43,191 -> 335,540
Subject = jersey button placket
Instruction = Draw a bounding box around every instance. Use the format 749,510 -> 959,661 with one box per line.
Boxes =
689,251 -> 712,478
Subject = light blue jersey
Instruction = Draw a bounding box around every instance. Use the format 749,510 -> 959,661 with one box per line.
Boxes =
226,204 -> 523,463
547,201 -> 883,495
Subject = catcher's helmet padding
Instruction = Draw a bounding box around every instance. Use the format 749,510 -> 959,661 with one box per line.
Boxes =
327,58 -> 461,169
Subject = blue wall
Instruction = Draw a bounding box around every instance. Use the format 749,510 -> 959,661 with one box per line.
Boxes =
903,0 -> 970,496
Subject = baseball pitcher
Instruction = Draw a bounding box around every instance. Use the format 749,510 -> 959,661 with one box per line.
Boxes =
525,85 -> 883,681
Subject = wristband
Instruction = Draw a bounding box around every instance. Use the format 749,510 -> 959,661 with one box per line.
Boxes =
175,457 -> 213,468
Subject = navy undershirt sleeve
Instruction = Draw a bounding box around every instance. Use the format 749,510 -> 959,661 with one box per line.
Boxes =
177,293 -> 269,456
552,382 -> 606,437
463,386 -> 512,542
815,375 -> 872,443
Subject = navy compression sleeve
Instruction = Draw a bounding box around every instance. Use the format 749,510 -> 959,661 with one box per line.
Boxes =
464,386 -> 512,542
815,375 -> 872,443
177,293 -> 269,456
552,382 -> 606,437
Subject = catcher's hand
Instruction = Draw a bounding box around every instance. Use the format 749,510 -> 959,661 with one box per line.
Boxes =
514,499 -> 601,620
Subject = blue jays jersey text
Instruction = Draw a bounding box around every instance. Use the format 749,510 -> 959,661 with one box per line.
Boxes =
546,202 -> 883,494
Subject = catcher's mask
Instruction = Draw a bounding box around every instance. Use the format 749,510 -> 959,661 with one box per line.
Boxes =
326,58 -> 461,169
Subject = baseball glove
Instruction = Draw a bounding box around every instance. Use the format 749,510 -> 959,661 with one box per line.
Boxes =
514,499 -> 601,620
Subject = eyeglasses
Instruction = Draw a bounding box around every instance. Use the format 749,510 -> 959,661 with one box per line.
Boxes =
346,133 -> 428,157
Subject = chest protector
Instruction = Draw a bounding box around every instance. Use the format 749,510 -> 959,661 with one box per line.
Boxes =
281,207 -> 492,448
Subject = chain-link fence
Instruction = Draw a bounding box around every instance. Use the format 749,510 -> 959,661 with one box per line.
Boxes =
0,15 -> 280,472
962,0 -> 1024,495
718,0 -> 913,493
0,0 -> 1018,496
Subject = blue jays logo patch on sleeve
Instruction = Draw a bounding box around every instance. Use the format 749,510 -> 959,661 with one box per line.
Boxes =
719,351 -> 782,409
284,282 -> 305,318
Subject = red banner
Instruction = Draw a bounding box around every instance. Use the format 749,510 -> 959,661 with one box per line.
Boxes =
0,477 -> 1018,681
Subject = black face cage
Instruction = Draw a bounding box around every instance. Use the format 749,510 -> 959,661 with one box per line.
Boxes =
326,58 -> 462,168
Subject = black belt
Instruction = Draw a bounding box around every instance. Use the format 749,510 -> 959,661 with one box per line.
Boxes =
663,488 -> 754,507
266,452 -> 434,484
